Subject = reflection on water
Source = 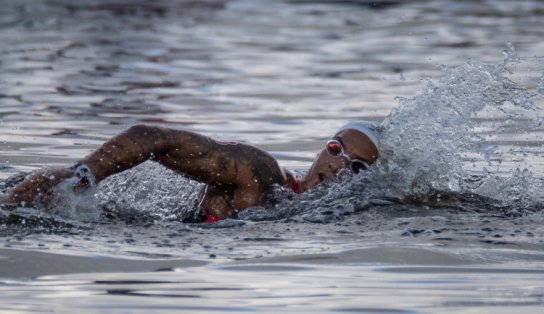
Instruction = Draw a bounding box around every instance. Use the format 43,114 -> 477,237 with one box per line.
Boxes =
1,258 -> 544,313
1,0 -> 544,312
1,248 -> 544,313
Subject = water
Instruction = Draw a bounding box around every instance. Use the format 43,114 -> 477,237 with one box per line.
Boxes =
1,0 -> 544,312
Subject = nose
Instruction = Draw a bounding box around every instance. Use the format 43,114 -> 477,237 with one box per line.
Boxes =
302,151 -> 350,192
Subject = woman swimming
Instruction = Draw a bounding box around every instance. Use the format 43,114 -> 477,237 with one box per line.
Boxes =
5,121 -> 379,223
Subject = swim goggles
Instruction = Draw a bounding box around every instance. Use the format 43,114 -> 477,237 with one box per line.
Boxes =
325,139 -> 370,174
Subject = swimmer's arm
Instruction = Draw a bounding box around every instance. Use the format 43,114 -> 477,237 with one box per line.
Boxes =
80,124 -> 218,182
7,124 -> 281,206
83,124 -> 270,187
8,125 -> 252,206
92,124 -> 290,218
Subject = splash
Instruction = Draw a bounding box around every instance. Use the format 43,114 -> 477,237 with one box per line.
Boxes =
348,46 -> 544,213
94,162 -> 204,222
241,47 -> 544,222
0,162 -> 204,223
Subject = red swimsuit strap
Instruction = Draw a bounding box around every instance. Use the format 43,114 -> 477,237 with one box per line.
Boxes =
201,209 -> 221,224
291,179 -> 302,194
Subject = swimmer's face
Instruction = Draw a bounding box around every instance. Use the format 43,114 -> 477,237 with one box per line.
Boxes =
301,129 -> 378,192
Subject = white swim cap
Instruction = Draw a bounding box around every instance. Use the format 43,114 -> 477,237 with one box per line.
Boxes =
336,120 -> 379,151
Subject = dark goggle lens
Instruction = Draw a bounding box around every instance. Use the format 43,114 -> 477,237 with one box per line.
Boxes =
326,140 -> 343,156
350,160 -> 370,174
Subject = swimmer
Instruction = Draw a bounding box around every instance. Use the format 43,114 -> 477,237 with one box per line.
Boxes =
5,121 -> 379,222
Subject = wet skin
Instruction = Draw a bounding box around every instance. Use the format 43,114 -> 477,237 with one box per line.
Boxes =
6,125 -> 378,219
301,128 -> 379,192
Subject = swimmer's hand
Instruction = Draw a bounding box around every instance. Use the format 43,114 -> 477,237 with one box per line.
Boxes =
6,168 -> 74,207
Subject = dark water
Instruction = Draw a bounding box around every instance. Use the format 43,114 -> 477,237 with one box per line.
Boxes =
1,0 -> 544,312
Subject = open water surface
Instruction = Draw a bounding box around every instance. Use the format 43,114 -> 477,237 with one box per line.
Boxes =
1,0 -> 544,313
